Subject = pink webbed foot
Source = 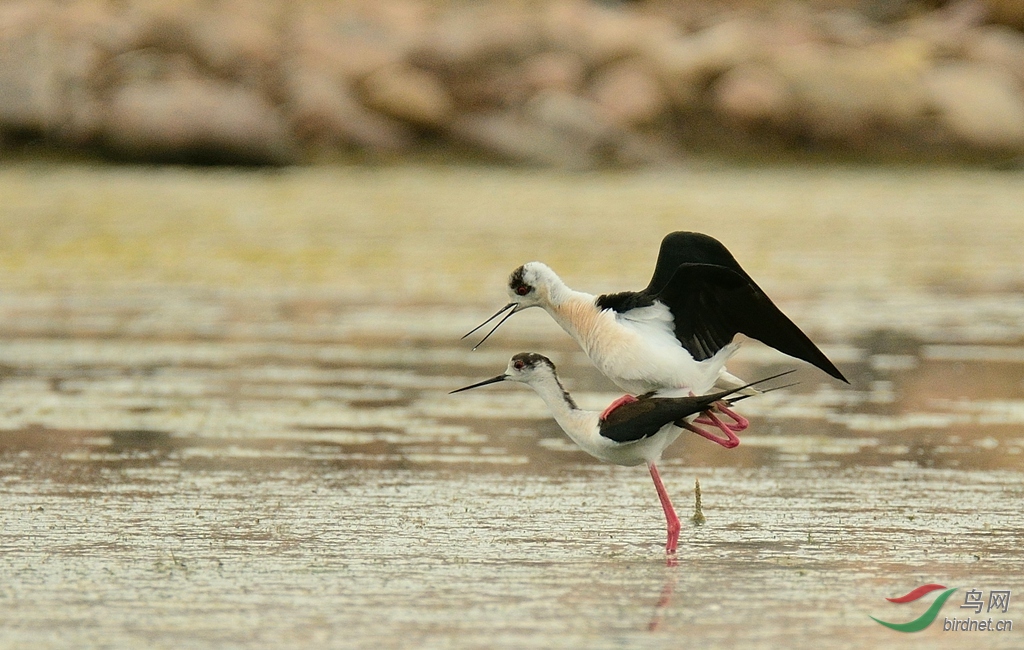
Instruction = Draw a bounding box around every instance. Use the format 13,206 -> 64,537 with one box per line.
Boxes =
600,394 -> 638,420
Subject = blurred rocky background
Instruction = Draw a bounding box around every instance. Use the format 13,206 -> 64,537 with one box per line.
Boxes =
1,0 -> 1023,167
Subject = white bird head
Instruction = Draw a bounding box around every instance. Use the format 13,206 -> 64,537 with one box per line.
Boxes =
506,262 -> 563,309
462,262 -> 568,350
450,352 -> 560,394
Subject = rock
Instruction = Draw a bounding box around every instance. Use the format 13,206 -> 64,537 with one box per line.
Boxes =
966,25 -> 1024,85
0,3 -> 58,132
409,5 -> 543,112
105,49 -> 202,86
360,64 -> 452,128
448,110 -> 598,169
420,60 -> 518,113
544,0 -> 677,67
524,90 -> 677,167
50,2 -> 119,144
520,51 -> 586,95
53,0 -> 119,53
589,58 -> 669,127
448,89 -> 634,168
772,39 -> 931,142
856,0 -> 926,23
902,1 -> 986,58
102,3 -> 279,93
924,62 -> 1024,150
416,5 -> 541,71
292,6 -> 408,82
525,90 -> 615,146
182,4 -> 280,87
285,65 -> 412,153
104,77 -> 298,164
648,18 -> 761,109
816,9 -> 881,48
982,0 -> 1024,28
712,64 -> 794,127
105,7 -> 194,59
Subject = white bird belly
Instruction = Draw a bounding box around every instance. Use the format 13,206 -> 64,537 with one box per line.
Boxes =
547,295 -> 740,396
586,307 -> 736,395
587,424 -> 683,466
553,411 -> 683,467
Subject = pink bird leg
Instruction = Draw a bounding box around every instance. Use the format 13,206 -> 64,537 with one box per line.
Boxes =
600,394 -> 638,420
711,401 -> 749,431
647,462 -> 680,554
683,408 -> 741,448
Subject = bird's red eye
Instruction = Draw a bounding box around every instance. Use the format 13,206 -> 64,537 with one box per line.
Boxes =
513,360 -> 525,370
516,285 -> 529,296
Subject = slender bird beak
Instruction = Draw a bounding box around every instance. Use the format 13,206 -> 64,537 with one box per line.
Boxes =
462,303 -> 519,350
462,303 -> 515,340
449,374 -> 508,394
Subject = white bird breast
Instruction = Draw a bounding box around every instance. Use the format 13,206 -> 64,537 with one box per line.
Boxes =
590,301 -> 731,396
588,421 -> 684,467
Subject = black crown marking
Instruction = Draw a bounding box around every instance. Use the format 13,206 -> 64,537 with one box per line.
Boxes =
510,353 -> 575,409
509,266 -> 531,293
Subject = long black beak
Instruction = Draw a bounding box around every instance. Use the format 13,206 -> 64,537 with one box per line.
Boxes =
462,303 -> 515,340
462,303 -> 519,350
450,374 -> 508,394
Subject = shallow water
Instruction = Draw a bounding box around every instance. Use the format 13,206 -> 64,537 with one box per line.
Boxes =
1,291 -> 1022,649
1,165 -> 1023,648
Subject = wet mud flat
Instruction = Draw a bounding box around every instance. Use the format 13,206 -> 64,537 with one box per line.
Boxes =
1,164 -> 1023,648
1,291 -> 1022,649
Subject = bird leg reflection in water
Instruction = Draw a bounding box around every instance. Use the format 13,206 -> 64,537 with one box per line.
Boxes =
647,563 -> 680,631
648,480 -> 706,630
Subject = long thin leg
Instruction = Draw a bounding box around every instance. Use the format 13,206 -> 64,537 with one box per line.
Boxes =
713,401 -> 749,431
600,394 -> 638,420
647,462 -> 680,554
694,402 -> 748,432
681,409 -> 741,449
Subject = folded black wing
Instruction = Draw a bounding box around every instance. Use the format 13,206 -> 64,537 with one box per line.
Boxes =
656,263 -> 848,382
598,371 -> 799,443
599,393 -> 722,443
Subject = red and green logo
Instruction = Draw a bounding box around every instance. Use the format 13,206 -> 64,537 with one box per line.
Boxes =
872,584 -> 958,632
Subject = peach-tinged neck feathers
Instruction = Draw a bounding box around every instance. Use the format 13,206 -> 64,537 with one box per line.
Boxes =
548,293 -> 604,346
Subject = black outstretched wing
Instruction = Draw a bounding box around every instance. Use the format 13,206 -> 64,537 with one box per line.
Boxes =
645,232 -> 752,295
597,232 -> 847,383
656,263 -> 847,382
598,392 -> 724,443
596,231 -> 752,314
